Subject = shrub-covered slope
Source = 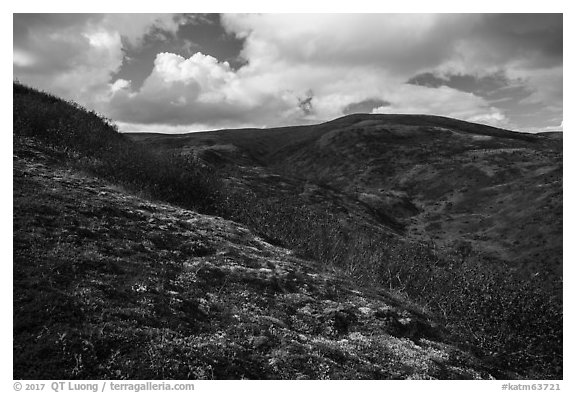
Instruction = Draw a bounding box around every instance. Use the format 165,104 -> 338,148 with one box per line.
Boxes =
131,114 -> 562,277
14,83 -> 561,379
14,137 -> 498,380
130,112 -> 562,379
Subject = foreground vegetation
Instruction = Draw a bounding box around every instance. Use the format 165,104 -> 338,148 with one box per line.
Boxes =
13,82 -> 562,378
15,139 -> 497,379
221,191 -> 562,378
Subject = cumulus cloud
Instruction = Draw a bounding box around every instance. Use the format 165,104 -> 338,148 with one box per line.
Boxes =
106,52 -> 300,128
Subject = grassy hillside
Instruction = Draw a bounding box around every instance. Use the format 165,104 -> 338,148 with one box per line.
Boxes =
14,83 -> 562,379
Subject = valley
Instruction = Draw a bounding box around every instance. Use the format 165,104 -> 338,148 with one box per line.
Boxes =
130,114 -> 563,278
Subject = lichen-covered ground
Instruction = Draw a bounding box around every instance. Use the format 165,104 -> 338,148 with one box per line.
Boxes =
14,138 -> 494,379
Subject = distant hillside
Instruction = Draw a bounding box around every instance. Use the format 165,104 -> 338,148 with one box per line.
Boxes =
14,83 -> 562,379
130,114 -> 562,278
129,114 -> 539,164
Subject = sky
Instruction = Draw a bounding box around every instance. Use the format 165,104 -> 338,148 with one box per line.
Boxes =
13,13 -> 563,133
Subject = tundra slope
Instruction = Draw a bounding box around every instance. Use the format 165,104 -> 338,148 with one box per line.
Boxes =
131,115 -> 562,278
14,83 -> 561,379
13,137 -> 495,379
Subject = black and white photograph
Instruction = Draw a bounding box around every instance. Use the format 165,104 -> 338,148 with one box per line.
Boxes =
10,5 -> 566,388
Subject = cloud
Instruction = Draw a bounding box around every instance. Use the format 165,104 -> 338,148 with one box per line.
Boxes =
13,14 -> 562,132
372,85 -> 510,128
102,14 -> 180,45
297,90 -> 314,115
13,13 -> 179,105
407,72 -> 515,98
107,49 -> 510,131
343,98 -> 391,115
107,52 -> 299,128
459,14 -> 562,70
221,14 -> 477,77
428,14 -> 563,129
105,14 -> 520,130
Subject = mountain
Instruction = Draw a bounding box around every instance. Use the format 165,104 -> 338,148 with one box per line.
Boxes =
14,83 -> 562,379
